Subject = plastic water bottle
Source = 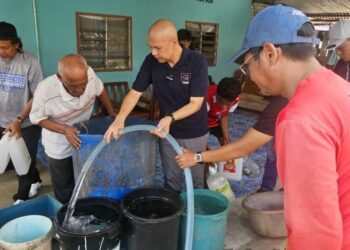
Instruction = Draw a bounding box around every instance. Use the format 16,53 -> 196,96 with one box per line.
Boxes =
207,163 -> 235,202
242,157 -> 261,178
0,132 -> 11,174
8,136 -> 31,175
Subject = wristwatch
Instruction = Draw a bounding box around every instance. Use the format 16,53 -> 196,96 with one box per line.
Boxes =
194,152 -> 203,163
16,115 -> 24,122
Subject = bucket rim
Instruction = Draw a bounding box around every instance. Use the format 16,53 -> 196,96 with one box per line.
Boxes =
54,197 -> 122,237
121,187 -> 185,223
180,189 -> 230,218
79,134 -> 103,139
242,191 -> 284,214
0,216 -> 53,246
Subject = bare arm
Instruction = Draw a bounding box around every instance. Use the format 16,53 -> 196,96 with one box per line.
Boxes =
176,128 -> 272,168
98,88 -> 116,116
39,119 -> 81,149
103,89 -> 143,142
4,98 -> 34,139
152,96 -> 204,137
172,96 -> 204,121
220,115 -> 231,144
18,98 -> 34,119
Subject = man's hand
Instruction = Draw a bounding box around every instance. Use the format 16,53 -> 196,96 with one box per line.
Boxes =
103,119 -> 124,143
4,119 -> 22,139
175,148 -> 197,169
151,116 -> 172,138
64,126 -> 81,149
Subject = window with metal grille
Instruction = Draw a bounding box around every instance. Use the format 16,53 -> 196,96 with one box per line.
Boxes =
185,21 -> 219,66
76,12 -> 132,72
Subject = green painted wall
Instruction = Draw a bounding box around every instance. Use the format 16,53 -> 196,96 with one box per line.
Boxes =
0,0 -> 38,57
1,0 -> 251,83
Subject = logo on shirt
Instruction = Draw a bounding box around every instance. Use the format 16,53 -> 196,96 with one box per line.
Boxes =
181,73 -> 191,84
215,112 -> 223,122
0,72 -> 25,92
166,74 -> 173,81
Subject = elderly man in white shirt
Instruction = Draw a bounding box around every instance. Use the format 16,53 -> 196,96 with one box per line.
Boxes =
30,54 -> 115,203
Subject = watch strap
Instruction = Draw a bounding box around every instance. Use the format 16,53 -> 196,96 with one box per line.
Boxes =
195,151 -> 203,164
16,115 -> 24,122
166,113 -> 176,124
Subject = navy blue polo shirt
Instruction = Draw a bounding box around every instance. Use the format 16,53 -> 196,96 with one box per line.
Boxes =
133,48 -> 209,139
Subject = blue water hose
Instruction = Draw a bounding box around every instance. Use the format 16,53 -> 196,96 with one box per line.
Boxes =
74,125 -> 194,250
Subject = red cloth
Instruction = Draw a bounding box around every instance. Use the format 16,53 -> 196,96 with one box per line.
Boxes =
276,67 -> 350,250
206,84 -> 239,128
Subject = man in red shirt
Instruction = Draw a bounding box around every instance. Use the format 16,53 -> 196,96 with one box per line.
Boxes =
207,77 -> 241,145
228,5 -> 350,250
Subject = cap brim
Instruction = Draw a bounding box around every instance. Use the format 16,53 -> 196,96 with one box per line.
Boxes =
327,38 -> 347,50
0,36 -> 18,40
227,48 -> 249,65
327,43 -> 336,50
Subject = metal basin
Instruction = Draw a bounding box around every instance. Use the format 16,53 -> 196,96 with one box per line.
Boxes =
242,191 -> 287,238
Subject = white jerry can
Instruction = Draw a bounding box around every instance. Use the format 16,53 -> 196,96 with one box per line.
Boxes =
0,133 -> 11,174
8,136 -> 31,176
217,157 -> 243,181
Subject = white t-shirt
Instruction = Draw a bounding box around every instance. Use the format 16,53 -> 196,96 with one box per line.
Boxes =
30,67 -> 104,159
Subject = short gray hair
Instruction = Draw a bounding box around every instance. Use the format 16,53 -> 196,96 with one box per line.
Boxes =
57,54 -> 88,75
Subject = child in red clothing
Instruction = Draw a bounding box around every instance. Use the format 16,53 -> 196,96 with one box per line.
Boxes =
206,77 -> 241,145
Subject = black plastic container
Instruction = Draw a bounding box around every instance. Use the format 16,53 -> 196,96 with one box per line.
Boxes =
121,187 -> 184,250
54,197 -> 122,250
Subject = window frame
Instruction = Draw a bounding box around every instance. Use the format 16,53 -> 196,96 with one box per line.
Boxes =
185,20 -> 219,66
76,12 -> 133,72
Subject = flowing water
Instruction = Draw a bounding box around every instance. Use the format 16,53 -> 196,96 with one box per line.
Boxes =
63,215 -> 112,234
62,141 -> 107,228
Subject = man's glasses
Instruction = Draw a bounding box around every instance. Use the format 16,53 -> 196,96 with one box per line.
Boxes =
239,54 -> 254,76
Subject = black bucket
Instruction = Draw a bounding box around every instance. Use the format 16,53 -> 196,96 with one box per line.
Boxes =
121,187 -> 184,250
54,197 -> 122,250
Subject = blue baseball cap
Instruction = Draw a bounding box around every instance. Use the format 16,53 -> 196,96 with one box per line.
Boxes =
229,5 -> 319,64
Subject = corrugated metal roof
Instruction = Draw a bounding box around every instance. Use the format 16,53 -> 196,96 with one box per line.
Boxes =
252,0 -> 350,26
277,0 -> 350,14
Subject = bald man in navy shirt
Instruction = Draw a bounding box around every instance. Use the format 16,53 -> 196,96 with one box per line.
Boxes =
104,19 -> 209,191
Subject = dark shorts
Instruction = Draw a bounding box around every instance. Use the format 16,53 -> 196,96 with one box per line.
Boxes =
209,126 -> 223,140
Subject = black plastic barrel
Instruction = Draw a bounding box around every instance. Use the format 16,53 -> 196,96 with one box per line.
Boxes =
121,187 -> 184,250
54,197 -> 122,250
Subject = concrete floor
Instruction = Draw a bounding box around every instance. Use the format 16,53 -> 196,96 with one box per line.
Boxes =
0,163 -> 286,250
224,197 -> 286,250
0,163 -> 53,208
